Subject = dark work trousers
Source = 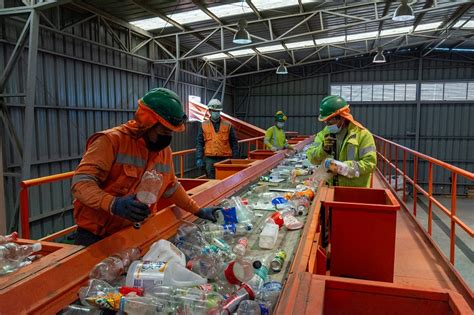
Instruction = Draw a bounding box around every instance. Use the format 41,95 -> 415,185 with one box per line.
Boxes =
204,156 -> 228,179
74,227 -> 103,246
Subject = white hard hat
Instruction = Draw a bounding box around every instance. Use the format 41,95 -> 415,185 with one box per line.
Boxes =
208,99 -> 223,111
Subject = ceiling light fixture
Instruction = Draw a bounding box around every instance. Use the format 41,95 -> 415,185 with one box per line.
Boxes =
393,0 -> 415,22
373,47 -> 386,63
233,19 -> 252,44
276,59 -> 288,74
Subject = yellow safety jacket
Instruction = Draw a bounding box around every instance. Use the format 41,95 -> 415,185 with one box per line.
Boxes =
306,122 -> 377,187
264,126 -> 288,150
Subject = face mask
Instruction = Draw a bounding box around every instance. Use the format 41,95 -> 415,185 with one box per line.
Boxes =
327,123 -> 341,134
145,135 -> 172,152
210,111 -> 221,121
277,122 -> 285,129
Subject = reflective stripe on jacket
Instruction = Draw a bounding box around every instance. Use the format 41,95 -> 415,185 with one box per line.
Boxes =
264,126 -> 287,150
71,123 -> 199,237
306,122 -> 377,187
202,120 -> 233,157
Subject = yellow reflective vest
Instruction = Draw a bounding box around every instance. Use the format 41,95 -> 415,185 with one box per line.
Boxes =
306,122 -> 377,187
264,126 -> 288,150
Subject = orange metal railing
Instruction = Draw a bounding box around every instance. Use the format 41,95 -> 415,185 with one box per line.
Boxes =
374,135 -> 474,266
19,136 -> 265,239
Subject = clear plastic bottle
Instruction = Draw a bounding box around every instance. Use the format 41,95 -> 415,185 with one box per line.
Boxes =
324,158 -> 360,178
200,223 -> 253,239
0,242 -> 42,274
224,258 -> 255,284
89,247 -> 140,283
61,304 -> 104,314
233,237 -> 248,256
232,196 -> 255,224
135,170 -> 163,228
220,284 -> 255,314
79,279 -> 143,311
0,232 -> 18,245
237,300 -> 262,315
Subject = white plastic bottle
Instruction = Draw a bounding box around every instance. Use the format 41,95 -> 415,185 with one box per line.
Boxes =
142,239 -> 186,265
259,221 -> 279,249
126,260 -> 207,289
0,242 -> 42,274
324,158 -> 360,178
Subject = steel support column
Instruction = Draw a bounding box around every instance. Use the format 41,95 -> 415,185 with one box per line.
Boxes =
21,9 -> 40,181
174,34 -> 180,91
415,57 -> 423,151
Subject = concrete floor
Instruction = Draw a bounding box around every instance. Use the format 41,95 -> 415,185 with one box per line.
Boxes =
404,195 -> 474,290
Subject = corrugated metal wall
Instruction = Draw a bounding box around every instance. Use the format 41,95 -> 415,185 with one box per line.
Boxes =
233,54 -> 473,195
1,15 -> 232,238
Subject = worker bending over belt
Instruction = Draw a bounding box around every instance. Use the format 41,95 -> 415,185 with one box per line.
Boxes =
71,88 -> 220,246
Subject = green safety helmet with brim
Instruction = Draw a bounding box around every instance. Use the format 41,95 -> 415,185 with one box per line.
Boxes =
138,88 -> 188,132
208,99 -> 223,111
275,110 -> 287,122
318,95 -> 348,122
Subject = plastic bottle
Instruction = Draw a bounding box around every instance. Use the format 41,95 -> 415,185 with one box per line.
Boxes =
290,196 -> 310,216
237,300 -> 261,315
126,260 -> 207,289
224,258 -> 255,284
220,284 -> 255,314
175,221 -> 207,246
0,232 -> 18,245
232,196 -> 255,223
0,242 -> 42,274
143,239 -> 186,265
200,223 -> 253,239
217,199 -> 239,224
144,286 -> 224,315
89,248 -> 140,283
79,279 -> 143,311
253,254 -> 271,282
270,249 -> 287,272
233,237 -> 248,256
324,158 -> 360,178
259,221 -> 279,249
134,170 -> 163,228
61,304 -> 104,314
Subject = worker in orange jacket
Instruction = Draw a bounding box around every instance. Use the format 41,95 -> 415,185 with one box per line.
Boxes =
71,88 -> 220,246
196,99 -> 239,179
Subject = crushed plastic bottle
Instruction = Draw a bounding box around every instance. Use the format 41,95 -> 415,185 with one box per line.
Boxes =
232,196 -> 255,224
237,300 -> 262,315
89,248 -> 140,283
324,158 -> 360,178
79,279 -> 143,311
143,239 -> 186,265
220,284 -> 255,314
0,242 -> 42,274
0,232 -> 18,245
61,304 -> 104,314
200,223 -> 253,240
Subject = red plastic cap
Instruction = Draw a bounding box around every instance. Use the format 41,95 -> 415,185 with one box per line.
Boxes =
119,286 -> 144,296
224,261 -> 242,285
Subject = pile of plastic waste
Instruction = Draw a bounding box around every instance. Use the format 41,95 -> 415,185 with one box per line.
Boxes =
0,232 -> 43,275
64,155 -> 316,315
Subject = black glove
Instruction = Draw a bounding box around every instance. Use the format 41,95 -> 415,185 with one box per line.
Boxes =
323,134 -> 336,154
195,207 -> 221,223
196,159 -> 204,168
112,195 -> 150,222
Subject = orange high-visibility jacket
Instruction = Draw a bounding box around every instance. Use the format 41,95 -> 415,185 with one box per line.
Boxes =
71,122 -> 199,237
202,120 -> 233,157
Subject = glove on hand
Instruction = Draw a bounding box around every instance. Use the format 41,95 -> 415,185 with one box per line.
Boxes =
112,194 -> 150,222
196,207 -> 222,223
323,134 -> 336,154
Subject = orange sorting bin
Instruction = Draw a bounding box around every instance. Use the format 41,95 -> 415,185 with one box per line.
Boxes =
322,186 -> 400,282
214,159 -> 259,180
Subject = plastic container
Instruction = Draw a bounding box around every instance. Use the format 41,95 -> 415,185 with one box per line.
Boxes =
224,258 -> 255,284
237,300 -> 261,315
233,237 -> 248,256
142,239 -> 186,265
0,232 -> 18,245
136,170 -> 163,205
89,248 -> 140,283
126,261 -> 207,289
221,284 -> 255,314
324,158 -> 359,178
0,242 -> 42,274
259,222 -> 279,249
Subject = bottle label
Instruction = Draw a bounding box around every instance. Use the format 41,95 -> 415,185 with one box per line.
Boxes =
133,261 -> 167,287
271,250 -> 287,270
221,207 -> 238,224
237,237 -> 248,248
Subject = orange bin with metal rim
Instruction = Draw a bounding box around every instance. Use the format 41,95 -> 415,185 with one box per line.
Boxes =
249,149 -> 277,160
322,186 -> 400,282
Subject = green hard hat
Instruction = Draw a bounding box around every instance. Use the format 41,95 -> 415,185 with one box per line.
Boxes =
141,88 -> 187,130
318,95 -> 348,121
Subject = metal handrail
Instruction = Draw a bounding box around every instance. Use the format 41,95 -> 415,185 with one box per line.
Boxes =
373,135 -> 473,267
19,136 -> 265,239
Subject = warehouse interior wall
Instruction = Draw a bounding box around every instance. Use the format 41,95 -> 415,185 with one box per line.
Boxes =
0,12 -> 232,237
232,52 -> 473,196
